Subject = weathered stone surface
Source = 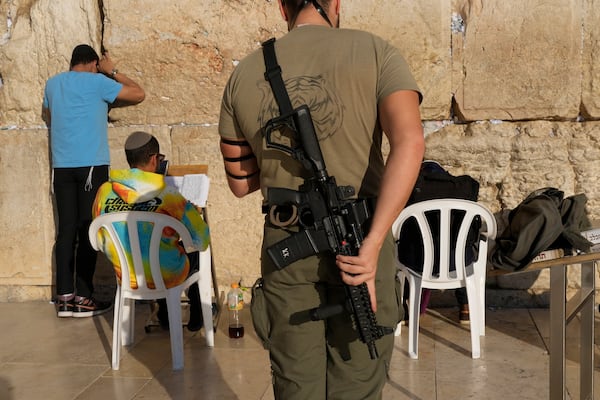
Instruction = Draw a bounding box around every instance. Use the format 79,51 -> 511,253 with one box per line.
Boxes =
0,129 -> 54,287
0,284 -> 51,302
424,121 -> 599,217
582,0 -> 600,118
453,0 -> 582,120
169,125 -> 264,289
423,121 -> 514,210
0,0 -> 103,126
2,0 -> 600,303
107,125 -> 171,169
344,0 -> 452,120
102,0 -> 285,126
570,123 -> 600,216
1,0 -> 596,125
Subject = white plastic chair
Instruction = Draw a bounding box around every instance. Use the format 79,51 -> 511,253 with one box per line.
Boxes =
392,199 -> 497,359
88,211 -> 214,371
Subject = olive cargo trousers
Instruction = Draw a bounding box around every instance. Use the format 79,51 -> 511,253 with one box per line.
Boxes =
252,225 -> 402,400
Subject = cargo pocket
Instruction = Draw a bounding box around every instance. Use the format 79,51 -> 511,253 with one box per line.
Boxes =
251,278 -> 271,350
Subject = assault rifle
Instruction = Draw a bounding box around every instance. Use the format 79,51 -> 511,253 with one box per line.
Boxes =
264,104 -> 394,359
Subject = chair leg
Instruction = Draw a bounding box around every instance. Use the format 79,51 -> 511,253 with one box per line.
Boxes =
122,298 -> 135,346
198,261 -> 215,347
166,290 -> 185,370
407,275 -> 422,359
478,273 -> 486,336
395,271 -> 407,337
112,288 -> 123,370
464,279 -> 481,359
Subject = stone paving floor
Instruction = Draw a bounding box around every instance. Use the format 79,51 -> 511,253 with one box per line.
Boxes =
0,301 -> 599,400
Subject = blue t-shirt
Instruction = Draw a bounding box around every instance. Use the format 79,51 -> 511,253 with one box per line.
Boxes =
43,71 -> 122,168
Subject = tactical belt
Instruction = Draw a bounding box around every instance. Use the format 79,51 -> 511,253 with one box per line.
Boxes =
263,198 -> 376,229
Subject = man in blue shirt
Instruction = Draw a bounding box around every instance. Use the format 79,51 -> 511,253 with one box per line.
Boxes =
43,44 -> 145,318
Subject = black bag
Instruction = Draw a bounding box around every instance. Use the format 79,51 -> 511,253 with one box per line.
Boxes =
397,161 -> 481,274
490,187 -> 592,272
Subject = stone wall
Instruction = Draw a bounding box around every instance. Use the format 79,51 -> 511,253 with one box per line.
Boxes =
1,0 -> 599,304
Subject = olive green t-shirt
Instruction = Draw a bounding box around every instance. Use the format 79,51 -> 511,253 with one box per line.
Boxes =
219,25 -> 421,199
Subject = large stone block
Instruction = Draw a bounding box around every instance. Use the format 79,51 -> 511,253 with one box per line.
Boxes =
170,125 -> 263,290
102,0 -> 284,126
0,0 -> 103,126
423,121 -> 514,210
453,0 -> 582,120
107,125 -> 171,169
570,122 -> 600,219
343,0 -> 452,120
0,129 -> 54,287
424,121 -> 594,212
0,284 -> 51,302
582,0 -> 600,118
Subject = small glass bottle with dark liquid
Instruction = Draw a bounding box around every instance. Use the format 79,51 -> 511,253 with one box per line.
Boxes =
227,283 -> 244,339
229,322 -> 244,339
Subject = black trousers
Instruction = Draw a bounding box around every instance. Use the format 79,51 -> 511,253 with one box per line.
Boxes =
160,251 -> 200,303
53,166 -> 109,297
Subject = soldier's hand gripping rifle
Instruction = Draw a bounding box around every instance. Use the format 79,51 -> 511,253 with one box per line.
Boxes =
264,105 -> 394,359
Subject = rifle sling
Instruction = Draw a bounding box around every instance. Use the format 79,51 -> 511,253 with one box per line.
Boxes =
262,38 -> 294,116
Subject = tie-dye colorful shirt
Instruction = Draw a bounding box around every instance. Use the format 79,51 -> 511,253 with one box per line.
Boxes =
92,168 -> 210,289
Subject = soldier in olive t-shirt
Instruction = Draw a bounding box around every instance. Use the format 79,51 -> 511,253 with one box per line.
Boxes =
218,1 -> 424,399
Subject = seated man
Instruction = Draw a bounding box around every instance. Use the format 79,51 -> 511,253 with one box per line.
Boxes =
92,131 -> 210,331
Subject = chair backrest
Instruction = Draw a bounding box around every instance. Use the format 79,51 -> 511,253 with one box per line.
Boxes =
392,199 -> 497,285
89,211 -> 196,297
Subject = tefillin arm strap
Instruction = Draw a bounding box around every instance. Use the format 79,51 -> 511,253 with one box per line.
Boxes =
262,38 -> 293,117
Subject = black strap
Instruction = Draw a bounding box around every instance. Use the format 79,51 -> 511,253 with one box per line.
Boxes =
309,0 -> 333,27
223,153 -> 256,162
262,38 -> 294,116
221,138 -> 250,146
225,169 -> 260,180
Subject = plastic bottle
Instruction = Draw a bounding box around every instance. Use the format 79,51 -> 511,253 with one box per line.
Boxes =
227,282 -> 244,338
